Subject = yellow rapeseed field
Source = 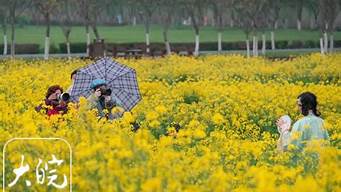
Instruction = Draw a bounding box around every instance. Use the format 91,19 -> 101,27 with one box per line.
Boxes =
0,54 -> 340,191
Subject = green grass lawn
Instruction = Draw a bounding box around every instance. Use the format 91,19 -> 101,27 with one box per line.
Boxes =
1,25 -> 341,46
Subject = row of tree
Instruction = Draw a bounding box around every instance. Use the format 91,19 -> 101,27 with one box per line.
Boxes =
0,0 -> 340,59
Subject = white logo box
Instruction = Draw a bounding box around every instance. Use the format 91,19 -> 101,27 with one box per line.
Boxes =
2,138 -> 72,192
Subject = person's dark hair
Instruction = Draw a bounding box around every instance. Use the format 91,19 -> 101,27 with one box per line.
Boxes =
71,69 -> 79,80
297,92 -> 320,117
46,85 -> 63,99
92,84 -> 106,91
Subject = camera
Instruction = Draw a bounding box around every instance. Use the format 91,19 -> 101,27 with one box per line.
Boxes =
58,92 -> 70,102
104,100 -> 116,109
100,88 -> 112,96
99,95 -> 116,109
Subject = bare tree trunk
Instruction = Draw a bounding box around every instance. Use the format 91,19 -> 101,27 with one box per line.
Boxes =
190,12 -> 200,56
66,35 -> 71,59
313,15 -> 318,30
118,5 -> 124,24
215,11 -> 223,53
329,34 -> 334,53
85,24 -> 90,56
3,35 -> 7,55
252,35 -> 256,56
44,38 -> 50,60
194,32 -> 200,56
10,17 -> 15,58
132,16 -> 136,26
230,11 -> 235,28
2,18 -> 7,55
230,19 -> 234,27
284,19 -> 288,29
323,32 -> 328,53
84,9 -> 91,56
320,37 -> 324,54
309,14 -> 318,29
271,31 -> 275,50
297,19 -> 302,31
44,14 -> 50,60
92,25 -> 100,40
145,19 -> 151,54
218,31 -> 222,52
67,42 -> 71,59
262,33 -> 266,55
255,36 -> 259,56
296,1 -> 303,31
165,41 -> 171,55
163,27 -> 171,55
145,33 -> 150,54
163,11 -> 173,56
246,38 -> 250,58
274,21 -> 278,30
165,42 -> 171,55
310,17 -> 315,29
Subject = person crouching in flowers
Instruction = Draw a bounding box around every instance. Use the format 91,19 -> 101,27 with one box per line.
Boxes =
35,85 -> 70,116
276,92 -> 330,151
87,79 -> 122,120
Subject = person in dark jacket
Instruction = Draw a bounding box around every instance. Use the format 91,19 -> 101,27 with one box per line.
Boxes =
87,79 -> 123,120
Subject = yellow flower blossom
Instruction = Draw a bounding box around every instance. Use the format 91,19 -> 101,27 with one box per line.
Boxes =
0,54 -> 340,191
212,113 -> 225,125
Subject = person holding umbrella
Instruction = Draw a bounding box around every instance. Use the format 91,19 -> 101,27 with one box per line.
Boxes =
87,79 -> 121,120
69,58 -> 142,120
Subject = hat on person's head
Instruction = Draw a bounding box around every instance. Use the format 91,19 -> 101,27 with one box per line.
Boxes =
90,79 -> 106,89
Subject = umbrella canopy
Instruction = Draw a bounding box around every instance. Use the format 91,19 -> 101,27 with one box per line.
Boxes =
70,57 -> 141,111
